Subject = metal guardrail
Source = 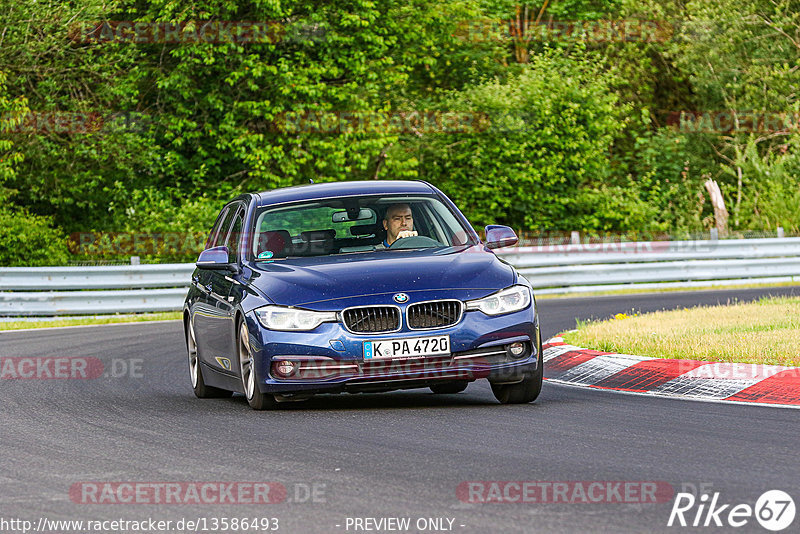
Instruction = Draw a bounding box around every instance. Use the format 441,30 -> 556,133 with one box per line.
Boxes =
1,238 -> 799,315
0,288 -> 187,316
500,237 -> 800,294
0,263 -> 194,316
501,237 -> 800,267
0,264 -> 196,291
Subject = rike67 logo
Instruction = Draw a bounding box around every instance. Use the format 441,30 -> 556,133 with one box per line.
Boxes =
668,490 -> 795,531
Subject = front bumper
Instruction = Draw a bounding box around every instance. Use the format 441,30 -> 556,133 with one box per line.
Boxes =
244,307 -> 540,395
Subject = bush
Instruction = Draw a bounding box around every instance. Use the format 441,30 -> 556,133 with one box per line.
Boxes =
69,187 -> 226,263
0,207 -> 70,266
624,127 -> 718,234
418,50 -> 630,232
723,136 -> 800,233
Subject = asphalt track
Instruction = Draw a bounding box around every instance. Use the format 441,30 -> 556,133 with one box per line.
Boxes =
1,286 -> 799,533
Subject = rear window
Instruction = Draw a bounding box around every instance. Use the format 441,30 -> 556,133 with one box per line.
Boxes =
261,205 -> 377,239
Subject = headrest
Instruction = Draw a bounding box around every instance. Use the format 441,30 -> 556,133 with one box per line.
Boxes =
297,229 -> 335,256
350,223 -> 381,236
257,230 -> 291,258
300,229 -> 336,242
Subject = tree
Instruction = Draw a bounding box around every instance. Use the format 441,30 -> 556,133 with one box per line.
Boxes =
418,50 -> 632,232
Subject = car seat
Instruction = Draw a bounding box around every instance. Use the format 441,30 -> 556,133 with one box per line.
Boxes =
256,230 -> 291,259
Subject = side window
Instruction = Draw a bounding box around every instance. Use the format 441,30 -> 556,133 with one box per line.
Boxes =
420,204 -> 448,244
205,207 -> 230,249
211,206 -> 238,248
225,208 -> 245,262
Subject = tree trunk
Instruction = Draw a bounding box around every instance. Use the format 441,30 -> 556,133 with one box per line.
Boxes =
704,179 -> 729,238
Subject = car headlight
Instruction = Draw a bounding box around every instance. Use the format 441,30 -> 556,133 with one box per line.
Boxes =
254,305 -> 338,331
465,285 -> 532,316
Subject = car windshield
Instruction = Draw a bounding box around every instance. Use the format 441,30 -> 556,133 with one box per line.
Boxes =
251,195 -> 476,259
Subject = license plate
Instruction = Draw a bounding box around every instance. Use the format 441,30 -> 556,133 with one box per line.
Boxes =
363,335 -> 450,360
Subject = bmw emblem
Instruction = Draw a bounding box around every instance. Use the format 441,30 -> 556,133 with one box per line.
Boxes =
393,293 -> 409,304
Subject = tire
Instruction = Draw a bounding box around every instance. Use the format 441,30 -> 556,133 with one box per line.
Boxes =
186,316 -> 232,399
238,320 -> 278,410
491,332 -> 543,404
430,381 -> 469,394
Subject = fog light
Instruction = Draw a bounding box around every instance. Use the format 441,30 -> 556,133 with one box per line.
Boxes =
507,342 -> 525,357
274,360 -> 297,377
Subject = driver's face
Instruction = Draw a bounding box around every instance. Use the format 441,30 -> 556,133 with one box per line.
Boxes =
383,205 -> 413,244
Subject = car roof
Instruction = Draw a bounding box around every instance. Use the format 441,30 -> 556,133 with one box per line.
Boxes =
254,180 -> 436,207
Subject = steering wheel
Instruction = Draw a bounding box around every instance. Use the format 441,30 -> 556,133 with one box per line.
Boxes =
387,235 -> 442,249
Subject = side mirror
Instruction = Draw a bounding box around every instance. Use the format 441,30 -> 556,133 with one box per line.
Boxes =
484,225 -> 518,249
196,246 -> 240,273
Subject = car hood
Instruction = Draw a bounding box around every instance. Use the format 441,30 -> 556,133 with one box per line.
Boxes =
247,246 -> 516,310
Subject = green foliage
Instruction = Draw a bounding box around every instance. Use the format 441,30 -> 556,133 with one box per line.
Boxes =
664,0 -> 800,233
420,50 -> 629,231
0,207 -> 70,266
71,187 -> 225,262
0,70 -> 29,198
723,136 -> 800,232
123,0 -> 496,196
625,128 -> 718,233
0,0 -> 799,266
0,0 -> 159,227
678,0 -> 800,112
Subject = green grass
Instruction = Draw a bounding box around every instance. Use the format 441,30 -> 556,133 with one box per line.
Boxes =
0,312 -> 182,331
536,281 -> 800,299
562,296 -> 800,366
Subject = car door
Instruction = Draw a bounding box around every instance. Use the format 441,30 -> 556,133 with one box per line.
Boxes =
211,205 -> 246,369
193,205 -> 236,368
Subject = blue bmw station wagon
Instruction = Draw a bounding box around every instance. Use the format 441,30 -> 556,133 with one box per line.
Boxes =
184,180 -> 542,409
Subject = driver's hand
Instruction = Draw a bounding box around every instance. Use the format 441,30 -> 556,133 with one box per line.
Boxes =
397,230 -> 418,239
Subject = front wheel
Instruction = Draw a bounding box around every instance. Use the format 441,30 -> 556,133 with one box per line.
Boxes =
186,317 -> 231,399
238,321 -> 277,410
491,334 -> 543,404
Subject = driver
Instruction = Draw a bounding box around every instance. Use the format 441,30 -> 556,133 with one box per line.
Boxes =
377,203 -> 417,249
